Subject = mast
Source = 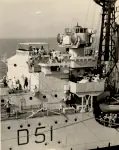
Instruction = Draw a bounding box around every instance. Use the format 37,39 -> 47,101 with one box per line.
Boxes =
94,0 -> 119,92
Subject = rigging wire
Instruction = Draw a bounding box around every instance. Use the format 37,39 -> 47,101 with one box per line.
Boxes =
94,12 -> 102,52
91,2 -> 97,29
83,0 -> 91,27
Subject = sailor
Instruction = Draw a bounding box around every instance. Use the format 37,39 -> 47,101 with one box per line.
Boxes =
41,46 -> 45,55
32,47 -> 35,55
49,50 -> 52,59
108,114 -> 113,127
4,100 -> 11,118
60,94 -> 68,111
104,114 -> 109,126
113,114 -> 117,123
3,76 -> 8,87
35,48 -> 37,54
65,93 -> 71,107
29,46 -> 33,55
16,79 -> 22,90
58,52 -> 63,63
24,77 -> 28,91
89,76 -> 93,82
52,50 -> 56,58
34,85 -> 38,93
36,48 -> 39,54
13,77 -> 17,90
29,45 -> 33,51
89,49 -> 93,56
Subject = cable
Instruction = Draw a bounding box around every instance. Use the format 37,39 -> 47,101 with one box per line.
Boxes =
94,12 -> 102,52
83,0 -> 91,27
91,2 -> 97,29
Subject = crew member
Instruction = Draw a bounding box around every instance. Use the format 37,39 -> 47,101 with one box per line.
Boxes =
41,46 -> 45,55
24,77 -> 28,90
3,76 -> 8,87
4,100 -> 11,118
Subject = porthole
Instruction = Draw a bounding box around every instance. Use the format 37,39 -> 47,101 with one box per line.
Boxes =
65,120 -> 68,123
38,122 -> 41,126
58,141 -> 61,144
27,124 -> 30,127
43,95 -> 46,99
8,126 -> 11,129
1,99 -> 4,103
14,64 -> 17,67
20,125 -> 23,128
55,121 -> 58,124
29,97 -> 32,100
54,94 -> 57,97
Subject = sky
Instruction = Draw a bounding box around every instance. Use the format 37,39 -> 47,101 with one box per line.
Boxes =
0,0 -> 119,38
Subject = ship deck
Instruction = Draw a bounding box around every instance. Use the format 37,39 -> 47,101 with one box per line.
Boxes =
1,87 -> 68,121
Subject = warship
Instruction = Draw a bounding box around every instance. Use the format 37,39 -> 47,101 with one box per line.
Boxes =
1,0 -> 119,149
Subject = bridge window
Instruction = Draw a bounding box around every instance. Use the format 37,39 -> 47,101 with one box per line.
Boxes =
75,28 -> 80,33
80,28 -> 83,33
66,48 -> 69,53
83,28 -> 87,33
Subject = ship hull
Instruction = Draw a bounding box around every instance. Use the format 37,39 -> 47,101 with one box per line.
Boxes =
1,112 -> 119,150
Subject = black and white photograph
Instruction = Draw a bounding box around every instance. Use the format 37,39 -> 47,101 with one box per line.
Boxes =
0,0 -> 119,149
